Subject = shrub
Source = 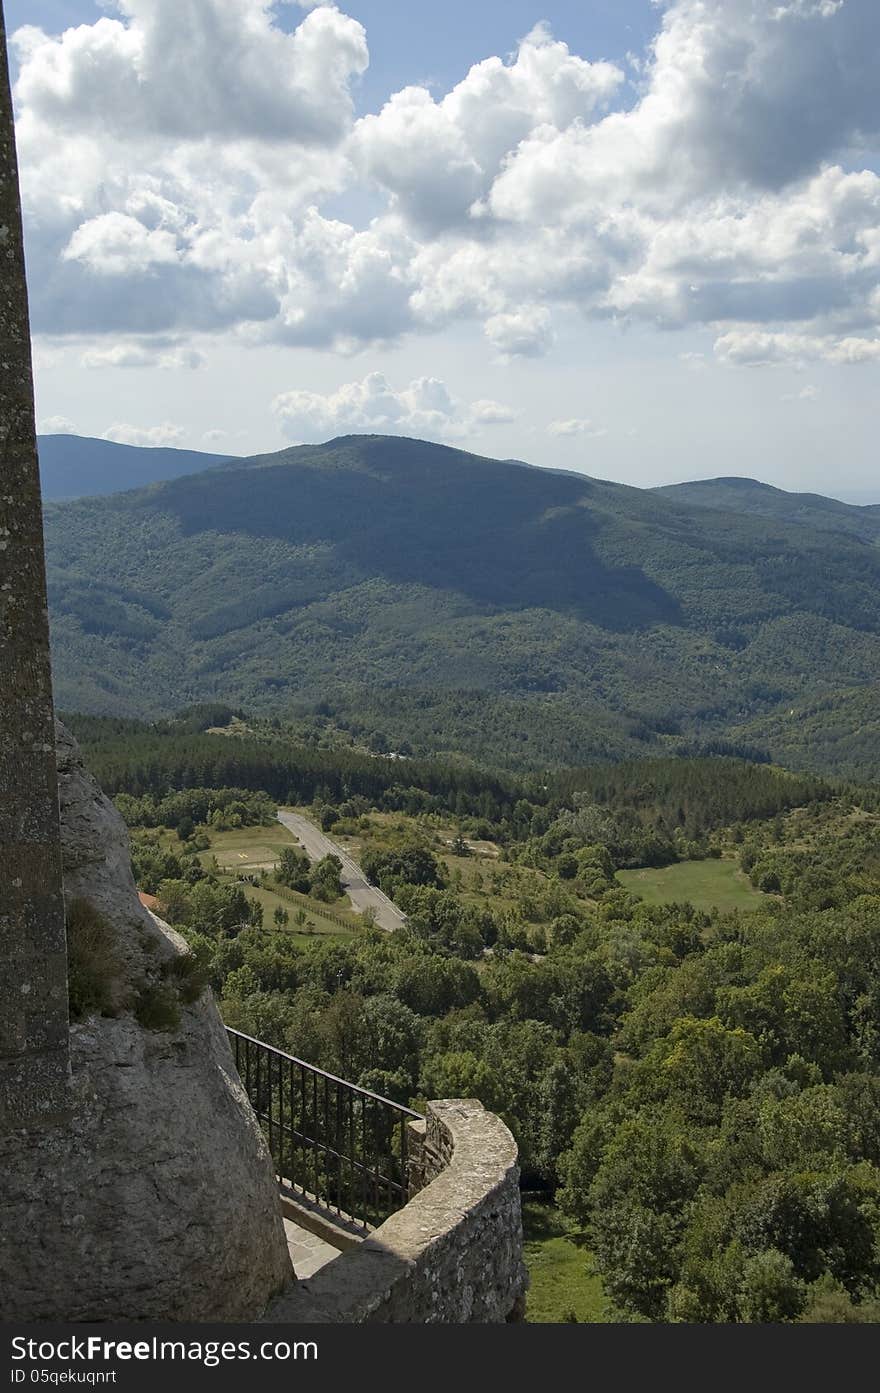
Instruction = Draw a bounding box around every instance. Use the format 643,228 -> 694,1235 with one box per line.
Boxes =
133,948 -> 209,1031
134,983 -> 181,1032
162,951 -> 209,1006
66,897 -> 126,1021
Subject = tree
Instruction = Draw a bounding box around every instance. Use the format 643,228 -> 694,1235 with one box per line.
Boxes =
276,846 -> 311,892
395,955 -> 481,1017
586,1114 -> 706,1318
362,842 -> 444,893
736,1250 -> 807,1323
420,1050 -> 503,1111
536,1058 -> 581,1181
157,878 -> 192,925
310,854 -> 343,902
632,1016 -> 764,1122
556,853 -> 579,880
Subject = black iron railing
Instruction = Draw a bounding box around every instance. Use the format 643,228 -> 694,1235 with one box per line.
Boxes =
227,1028 -> 423,1231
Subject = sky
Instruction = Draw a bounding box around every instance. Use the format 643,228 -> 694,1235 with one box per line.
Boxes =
7,0 -> 880,500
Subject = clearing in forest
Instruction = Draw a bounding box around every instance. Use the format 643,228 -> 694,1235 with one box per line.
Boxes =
616,857 -> 768,913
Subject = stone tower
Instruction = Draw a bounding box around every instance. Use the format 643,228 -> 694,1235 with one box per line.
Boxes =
0,3 -> 71,1130
0,3 -> 294,1320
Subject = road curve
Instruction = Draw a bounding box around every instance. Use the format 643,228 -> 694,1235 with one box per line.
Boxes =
276,810 -> 408,933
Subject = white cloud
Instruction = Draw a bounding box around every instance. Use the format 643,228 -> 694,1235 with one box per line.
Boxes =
164,348 -> 206,370
772,2 -> 843,20
470,399 -> 518,427
479,1 -> 880,348
82,343 -> 157,369
353,24 -> 622,233
715,330 -> 880,365
489,0 -> 879,221
263,210 -> 419,350
271,372 -> 516,442
679,351 -> 708,373
63,213 -> 180,276
548,418 -> 607,438
484,307 -> 555,359
781,383 -> 819,400
38,415 -> 76,434
15,0 -> 368,145
12,1 -> 366,338
81,342 -> 206,369
102,421 -> 187,446
12,0 -> 880,370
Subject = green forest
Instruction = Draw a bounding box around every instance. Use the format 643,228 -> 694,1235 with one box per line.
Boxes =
43,435 -> 880,777
70,712 -> 880,1323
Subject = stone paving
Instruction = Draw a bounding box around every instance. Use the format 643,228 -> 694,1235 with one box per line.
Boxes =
283,1218 -> 342,1279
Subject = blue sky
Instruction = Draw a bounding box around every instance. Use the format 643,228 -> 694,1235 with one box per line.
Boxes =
7,1 -> 660,106
9,0 -> 880,499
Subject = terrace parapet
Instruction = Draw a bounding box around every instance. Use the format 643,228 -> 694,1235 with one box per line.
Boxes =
265,1098 -> 528,1324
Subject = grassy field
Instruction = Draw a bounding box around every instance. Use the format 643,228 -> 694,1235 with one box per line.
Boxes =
522,1201 -> 609,1323
197,823 -> 296,872
236,883 -> 357,945
617,857 -> 768,913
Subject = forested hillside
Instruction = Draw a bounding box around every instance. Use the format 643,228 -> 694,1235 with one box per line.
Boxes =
45,434 -> 880,776
654,477 -> 880,543
37,433 -> 232,500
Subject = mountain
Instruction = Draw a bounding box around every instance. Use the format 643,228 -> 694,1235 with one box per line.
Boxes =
43,434 -> 880,775
37,433 -> 233,500
654,476 -> 880,544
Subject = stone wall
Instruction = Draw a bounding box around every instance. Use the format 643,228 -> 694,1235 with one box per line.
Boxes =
266,1099 -> 528,1324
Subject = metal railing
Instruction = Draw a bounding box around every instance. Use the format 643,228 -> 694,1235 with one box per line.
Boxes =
227,1028 -> 423,1232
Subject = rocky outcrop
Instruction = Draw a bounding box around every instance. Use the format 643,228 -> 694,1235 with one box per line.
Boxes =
56,721 -> 177,992
0,726 -> 293,1322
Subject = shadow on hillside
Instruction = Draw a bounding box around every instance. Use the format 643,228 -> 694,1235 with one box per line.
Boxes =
150,442 -> 681,634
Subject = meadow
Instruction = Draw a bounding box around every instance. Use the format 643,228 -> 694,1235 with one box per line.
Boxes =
522,1202 -> 608,1324
617,857 -> 768,912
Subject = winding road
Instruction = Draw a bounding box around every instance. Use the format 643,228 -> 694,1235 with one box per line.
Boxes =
276,810 -> 408,933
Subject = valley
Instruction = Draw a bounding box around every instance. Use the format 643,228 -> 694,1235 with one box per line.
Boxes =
10,0 -> 880,1337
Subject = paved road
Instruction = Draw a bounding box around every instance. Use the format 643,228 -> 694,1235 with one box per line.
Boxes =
276,810 -> 408,933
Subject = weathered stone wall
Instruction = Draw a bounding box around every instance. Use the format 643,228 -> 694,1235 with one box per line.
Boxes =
265,1099 -> 528,1324
0,2 -> 70,1131
0,728 -> 294,1322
